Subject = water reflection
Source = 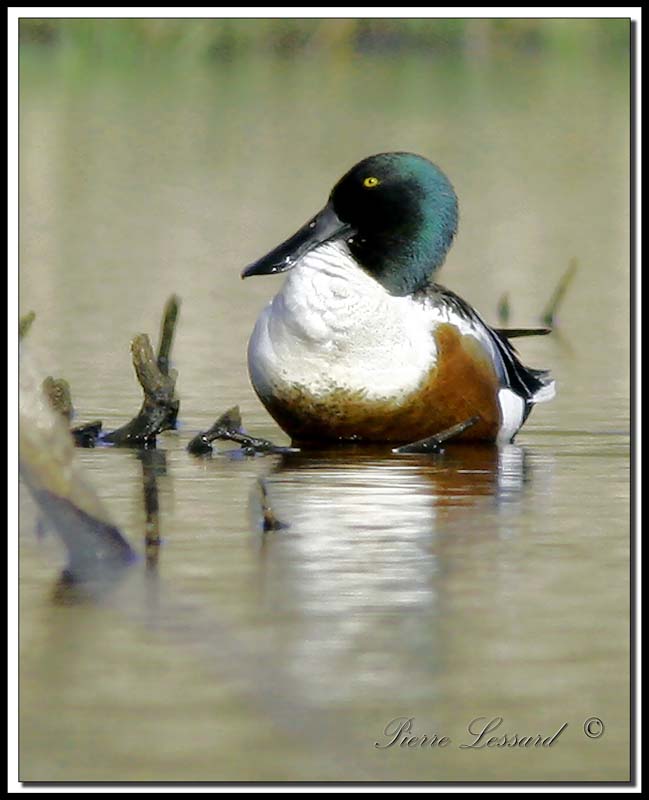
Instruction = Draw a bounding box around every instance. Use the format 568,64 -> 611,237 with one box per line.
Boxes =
259,441 -> 530,536
247,443 -> 535,705
137,448 -> 167,568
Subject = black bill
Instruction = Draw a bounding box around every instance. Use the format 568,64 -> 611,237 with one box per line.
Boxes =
241,202 -> 354,278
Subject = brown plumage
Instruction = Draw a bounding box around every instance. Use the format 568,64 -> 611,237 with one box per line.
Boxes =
262,323 -> 502,445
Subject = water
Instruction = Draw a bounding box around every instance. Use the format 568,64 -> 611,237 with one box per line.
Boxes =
19,51 -> 630,781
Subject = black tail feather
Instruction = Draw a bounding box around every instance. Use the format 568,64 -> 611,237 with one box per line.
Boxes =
495,327 -> 552,339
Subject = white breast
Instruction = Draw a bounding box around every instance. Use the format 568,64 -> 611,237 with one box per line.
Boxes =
247,242 -> 436,403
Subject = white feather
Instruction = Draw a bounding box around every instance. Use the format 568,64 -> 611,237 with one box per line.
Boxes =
497,388 -> 526,444
248,242 -> 437,403
532,379 -> 556,403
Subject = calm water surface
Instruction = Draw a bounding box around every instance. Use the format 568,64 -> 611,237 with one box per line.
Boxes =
19,52 -> 630,781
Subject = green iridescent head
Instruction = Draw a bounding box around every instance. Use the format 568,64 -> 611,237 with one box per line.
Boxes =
330,153 -> 459,294
242,152 -> 459,295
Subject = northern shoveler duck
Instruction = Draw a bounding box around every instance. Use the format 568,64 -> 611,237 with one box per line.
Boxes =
242,152 -> 555,445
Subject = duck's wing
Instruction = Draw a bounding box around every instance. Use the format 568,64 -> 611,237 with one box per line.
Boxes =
422,284 -> 555,404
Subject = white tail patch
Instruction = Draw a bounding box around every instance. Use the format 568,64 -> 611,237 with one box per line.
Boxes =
497,388 -> 525,444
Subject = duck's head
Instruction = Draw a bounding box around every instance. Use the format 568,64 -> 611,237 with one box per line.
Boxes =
242,152 -> 459,295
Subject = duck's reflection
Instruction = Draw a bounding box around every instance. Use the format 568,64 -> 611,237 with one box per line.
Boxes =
248,443 -> 531,704
255,442 -> 529,540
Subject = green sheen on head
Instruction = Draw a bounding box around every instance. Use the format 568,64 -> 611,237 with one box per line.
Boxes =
330,153 -> 459,295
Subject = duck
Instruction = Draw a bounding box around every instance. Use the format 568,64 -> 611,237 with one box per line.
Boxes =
241,152 -> 555,445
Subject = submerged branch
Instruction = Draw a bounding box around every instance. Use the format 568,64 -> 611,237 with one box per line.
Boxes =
187,406 -> 298,456
71,420 -> 103,448
187,406 -> 243,455
393,416 -> 480,454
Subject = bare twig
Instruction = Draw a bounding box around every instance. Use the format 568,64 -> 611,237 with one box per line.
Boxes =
393,416 -> 480,454
540,258 -> 578,327
157,294 -> 180,377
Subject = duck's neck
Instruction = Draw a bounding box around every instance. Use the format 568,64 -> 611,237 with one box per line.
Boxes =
348,201 -> 458,296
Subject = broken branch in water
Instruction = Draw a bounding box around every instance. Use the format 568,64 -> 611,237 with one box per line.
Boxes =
219,428 -> 297,456
187,406 -> 242,454
42,376 -> 73,421
187,406 -> 298,456
494,258 -> 577,332
24,316 -> 102,446
43,376 -> 103,447
393,416 -> 480,454
71,420 -> 103,448
103,334 -> 179,447
21,295 -> 181,448
540,258 -> 578,327
157,294 -> 180,379
497,293 -> 510,325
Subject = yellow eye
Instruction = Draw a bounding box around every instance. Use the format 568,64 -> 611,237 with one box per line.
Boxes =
363,176 -> 380,188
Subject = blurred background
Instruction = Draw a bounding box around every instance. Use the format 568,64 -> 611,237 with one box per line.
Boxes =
20,17 -> 629,60
20,17 -> 631,783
